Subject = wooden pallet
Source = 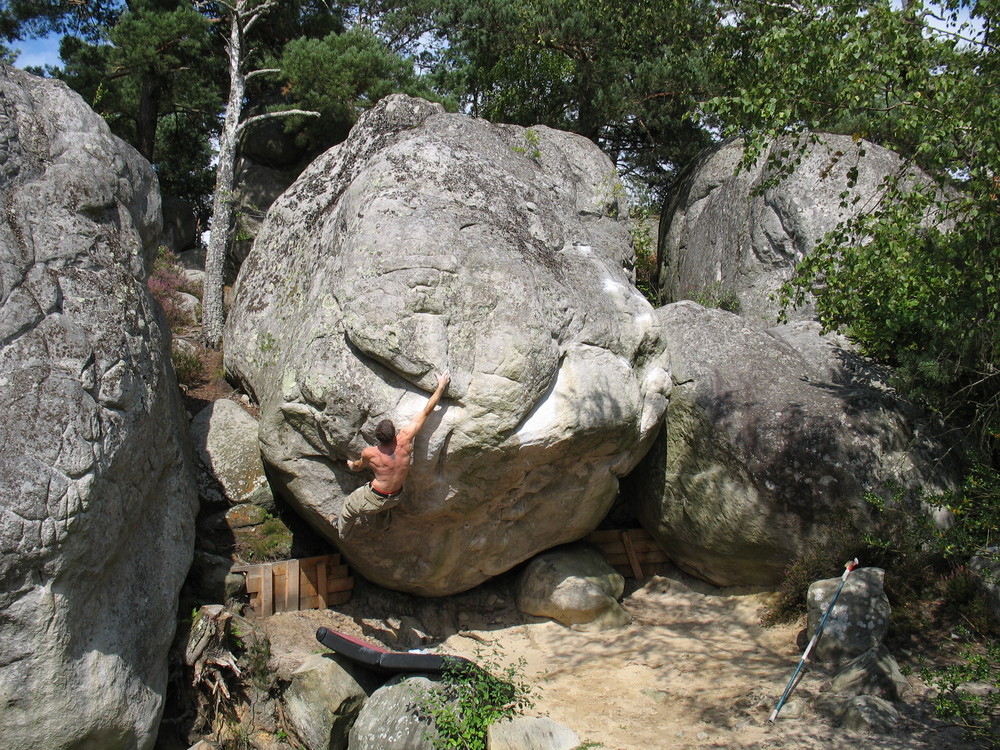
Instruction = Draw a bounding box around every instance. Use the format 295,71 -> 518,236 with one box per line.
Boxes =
232,554 -> 353,617
584,528 -> 670,579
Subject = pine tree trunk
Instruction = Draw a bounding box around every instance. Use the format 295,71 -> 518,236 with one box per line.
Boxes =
201,5 -> 247,349
136,71 -> 161,162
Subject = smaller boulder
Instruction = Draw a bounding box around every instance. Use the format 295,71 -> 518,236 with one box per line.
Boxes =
516,544 -> 630,631
191,398 -> 275,509
283,654 -> 373,750
176,290 -> 201,323
225,503 -> 270,530
487,716 -> 580,750
828,645 -> 909,702
843,695 -> 900,733
181,267 -> 205,294
348,674 -> 441,750
186,550 -> 246,604
807,567 -> 890,665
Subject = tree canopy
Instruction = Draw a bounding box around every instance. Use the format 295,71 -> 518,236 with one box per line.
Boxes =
6,0 -> 998,466
427,0 -> 720,196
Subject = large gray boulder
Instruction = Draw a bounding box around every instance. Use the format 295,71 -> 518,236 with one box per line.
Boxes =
161,195 -> 198,255
225,95 -> 668,595
226,156 -> 304,284
631,303 -> 955,586
658,134 -> 938,324
0,64 -> 198,749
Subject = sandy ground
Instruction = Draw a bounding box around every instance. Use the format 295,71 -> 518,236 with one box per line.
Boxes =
258,566 -> 983,750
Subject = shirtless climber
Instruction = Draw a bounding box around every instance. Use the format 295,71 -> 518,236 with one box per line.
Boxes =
334,370 -> 451,537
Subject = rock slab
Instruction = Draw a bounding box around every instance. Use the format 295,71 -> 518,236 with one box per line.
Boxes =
0,64 -> 198,749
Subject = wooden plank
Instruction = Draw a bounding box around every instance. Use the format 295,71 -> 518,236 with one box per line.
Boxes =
325,590 -> 352,606
615,539 -> 662,554
234,554 -> 354,616
260,565 -> 273,617
621,530 -> 644,580
298,574 -> 319,599
588,537 -> 661,551
605,551 -> 669,566
285,558 -> 300,612
316,558 -> 328,609
326,576 -> 355,594
273,563 -> 287,613
244,571 -> 262,594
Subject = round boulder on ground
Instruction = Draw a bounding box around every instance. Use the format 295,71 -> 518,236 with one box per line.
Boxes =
631,304 -> 957,587
348,674 -> 440,750
516,544 -> 629,631
283,654 -> 375,750
190,398 -> 274,509
487,715 -> 581,750
808,567 -> 890,665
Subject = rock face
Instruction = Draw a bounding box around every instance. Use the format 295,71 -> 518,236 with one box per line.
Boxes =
631,304 -> 954,586
658,134 -> 934,324
0,64 -> 198,749
225,95 -> 668,595
160,195 -> 198,255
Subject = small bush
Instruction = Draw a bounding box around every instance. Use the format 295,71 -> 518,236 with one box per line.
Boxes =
938,458 -> 1000,559
171,347 -> 205,387
417,644 -> 536,750
149,248 -> 197,332
760,490 -> 940,628
238,517 -> 293,562
630,206 -> 658,305
920,634 -> 1000,746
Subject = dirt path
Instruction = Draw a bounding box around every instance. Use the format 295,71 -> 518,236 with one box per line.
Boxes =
260,568 -> 980,750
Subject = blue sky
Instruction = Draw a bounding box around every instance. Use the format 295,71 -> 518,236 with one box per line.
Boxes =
10,33 -> 61,70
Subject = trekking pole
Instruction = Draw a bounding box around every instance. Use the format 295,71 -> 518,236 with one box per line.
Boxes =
768,558 -> 859,723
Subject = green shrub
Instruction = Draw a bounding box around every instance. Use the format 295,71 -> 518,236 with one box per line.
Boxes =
760,520 -> 859,627
417,644 -> 536,750
149,248 -> 198,332
239,517 -> 292,562
171,347 -> 205,387
629,206 -> 658,305
920,634 -> 1000,746
938,458 -> 1000,559
761,489 -> 940,628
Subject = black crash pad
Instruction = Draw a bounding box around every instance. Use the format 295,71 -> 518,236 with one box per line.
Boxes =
315,626 -> 475,673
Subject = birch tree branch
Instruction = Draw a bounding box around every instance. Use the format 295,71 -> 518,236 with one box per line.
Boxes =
236,109 -> 321,138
